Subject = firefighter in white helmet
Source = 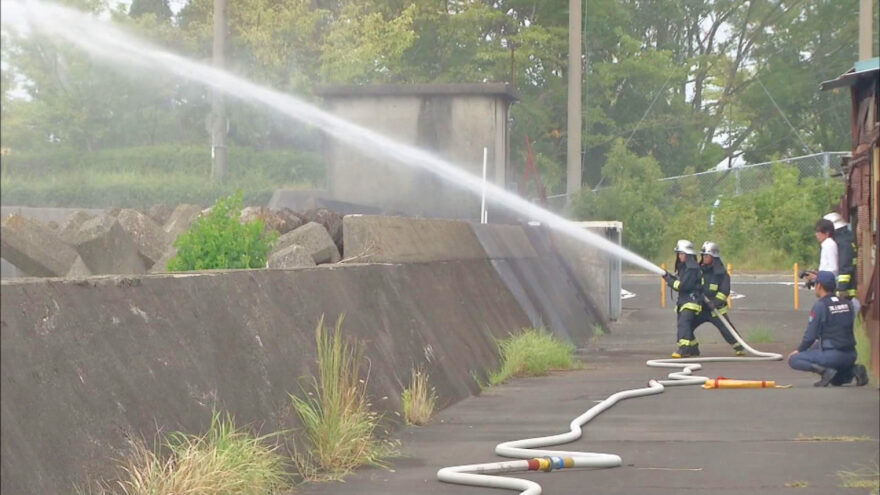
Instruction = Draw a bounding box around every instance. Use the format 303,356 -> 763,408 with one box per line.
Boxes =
662,240 -> 704,358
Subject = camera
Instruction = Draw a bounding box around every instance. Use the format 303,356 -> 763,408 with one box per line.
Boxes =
798,270 -> 816,289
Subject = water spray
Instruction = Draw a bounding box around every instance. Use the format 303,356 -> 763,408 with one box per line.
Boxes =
437,303 -> 783,494
0,0 -> 664,277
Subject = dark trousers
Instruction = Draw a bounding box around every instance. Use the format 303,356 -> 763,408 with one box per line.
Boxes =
691,311 -> 738,345
789,347 -> 857,373
676,308 -> 699,342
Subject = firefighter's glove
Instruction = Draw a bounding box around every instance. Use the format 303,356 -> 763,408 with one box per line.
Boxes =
662,271 -> 677,287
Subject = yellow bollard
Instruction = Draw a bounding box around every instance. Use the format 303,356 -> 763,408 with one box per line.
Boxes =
660,263 -> 667,309
726,263 -> 733,308
793,263 -> 799,310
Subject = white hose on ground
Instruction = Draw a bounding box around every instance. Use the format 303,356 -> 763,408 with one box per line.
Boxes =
437,305 -> 783,495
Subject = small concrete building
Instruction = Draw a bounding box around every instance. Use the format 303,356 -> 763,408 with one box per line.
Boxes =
317,84 -> 518,220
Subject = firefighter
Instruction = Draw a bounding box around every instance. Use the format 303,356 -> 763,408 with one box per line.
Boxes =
823,212 -> 858,301
694,242 -> 746,356
662,240 -> 704,358
788,271 -> 869,387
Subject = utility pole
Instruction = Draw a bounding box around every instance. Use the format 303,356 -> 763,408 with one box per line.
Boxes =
566,0 -> 582,204
211,0 -> 227,183
859,0 -> 873,60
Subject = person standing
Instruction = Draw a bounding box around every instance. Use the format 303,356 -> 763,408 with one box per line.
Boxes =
823,212 -> 858,300
803,218 -> 838,287
693,242 -> 746,356
663,240 -> 704,358
788,271 -> 869,387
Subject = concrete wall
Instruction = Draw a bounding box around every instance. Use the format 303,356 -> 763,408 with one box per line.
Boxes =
318,84 -> 517,219
0,264 -> 530,494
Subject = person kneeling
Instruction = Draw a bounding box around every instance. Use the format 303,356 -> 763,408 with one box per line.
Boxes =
788,271 -> 869,387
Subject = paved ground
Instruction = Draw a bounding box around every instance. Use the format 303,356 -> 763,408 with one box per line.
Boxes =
301,274 -> 879,494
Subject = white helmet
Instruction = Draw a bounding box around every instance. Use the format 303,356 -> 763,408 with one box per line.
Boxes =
823,212 -> 847,230
701,241 -> 721,258
674,239 -> 697,255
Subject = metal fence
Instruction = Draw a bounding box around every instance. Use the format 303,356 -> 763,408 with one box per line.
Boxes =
658,152 -> 850,199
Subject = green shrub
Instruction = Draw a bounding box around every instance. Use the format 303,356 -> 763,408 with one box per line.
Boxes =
489,328 -> 577,385
167,191 -> 278,271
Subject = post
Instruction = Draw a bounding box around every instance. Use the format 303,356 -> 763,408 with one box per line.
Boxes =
211,0 -> 227,183
660,262 -> 667,309
793,263 -> 799,310
859,0 -> 873,60
727,263 -> 733,308
481,147 -> 488,224
566,0 -> 583,204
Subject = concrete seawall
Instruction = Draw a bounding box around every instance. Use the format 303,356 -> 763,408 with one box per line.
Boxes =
1,263 -> 530,494
1,215 -> 614,494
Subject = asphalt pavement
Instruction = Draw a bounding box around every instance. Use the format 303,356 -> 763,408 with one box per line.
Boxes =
300,274 -> 879,495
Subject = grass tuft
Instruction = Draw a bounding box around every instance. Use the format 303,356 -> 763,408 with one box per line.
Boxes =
402,368 -> 437,426
80,411 -> 289,495
854,315 -> 875,380
837,461 -> 879,493
291,315 -> 395,480
489,328 -> 577,385
746,327 -> 775,343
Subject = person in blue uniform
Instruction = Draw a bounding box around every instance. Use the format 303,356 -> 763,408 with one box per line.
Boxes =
788,271 -> 869,387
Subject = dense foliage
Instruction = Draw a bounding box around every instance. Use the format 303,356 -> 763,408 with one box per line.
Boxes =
167,191 -> 278,271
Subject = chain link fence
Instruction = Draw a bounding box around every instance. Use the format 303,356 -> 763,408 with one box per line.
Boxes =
659,152 -> 850,201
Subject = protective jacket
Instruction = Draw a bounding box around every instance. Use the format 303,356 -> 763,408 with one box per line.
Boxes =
702,259 -> 730,314
797,295 -> 856,352
834,226 -> 857,298
667,255 -> 703,312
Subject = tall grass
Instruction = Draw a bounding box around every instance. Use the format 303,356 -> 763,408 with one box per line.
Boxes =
82,411 -> 289,495
291,315 -> 394,479
854,316 -> 875,379
489,328 -> 577,385
402,369 -> 437,426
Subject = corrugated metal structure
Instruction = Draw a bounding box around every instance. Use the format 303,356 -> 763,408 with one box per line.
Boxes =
821,57 -> 879,378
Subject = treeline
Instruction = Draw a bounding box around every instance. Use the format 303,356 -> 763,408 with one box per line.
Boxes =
1,0 -> 865,191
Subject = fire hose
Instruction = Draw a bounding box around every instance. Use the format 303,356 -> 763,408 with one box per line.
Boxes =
437,298 -> 783,494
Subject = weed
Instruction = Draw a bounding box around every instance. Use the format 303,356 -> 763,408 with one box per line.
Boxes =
489,328 -> 577,385
290,315 -> 395,480
837,461 -> 879,494
746,327 -> 774,343
402,368 -> 437,426
80,411 -> 289,495
854,316 -> 875,380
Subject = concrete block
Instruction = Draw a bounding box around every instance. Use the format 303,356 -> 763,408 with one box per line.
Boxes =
58,210 -> 97,243
240,206 -> 304,235
147,204 -> 174,226
0,214 -> 78,277
65,255 -> 92,278
267,244 -> 317,269
470,223 -> 538,259
116,209 -> 168,266
69,215 -> 147,275
163,204 -> 203,244
303,208 -> 343,249
277,222 -> 340,264
149,246 -> 178,273
342,215 -> 486,263
1,257 -> 27,278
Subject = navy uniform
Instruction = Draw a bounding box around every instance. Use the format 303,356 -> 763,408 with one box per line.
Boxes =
788,271 -> 868,387
693,242 -> 745,356
663,240 -> 704,358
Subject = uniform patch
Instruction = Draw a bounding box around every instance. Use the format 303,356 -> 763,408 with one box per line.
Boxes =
809,310 -> 815,323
